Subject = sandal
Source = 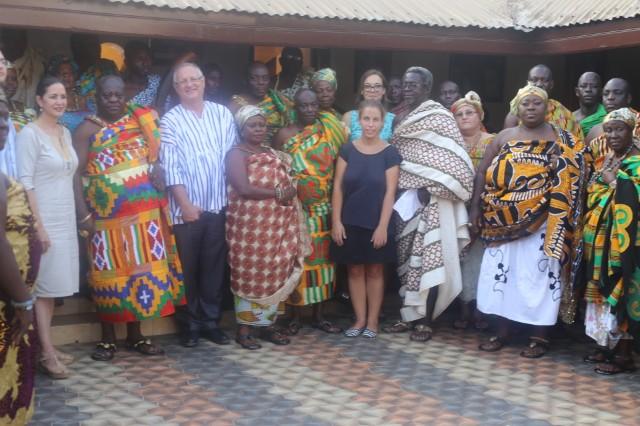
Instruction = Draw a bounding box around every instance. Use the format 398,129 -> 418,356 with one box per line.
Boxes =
282,320 -> 302,336
453,319 -> 470,330
382,321 -> 411,333
311,320 -> 343,334
594,355 -> 637,375
91,342 -> 117,361
259,327 -> 290,345
520,337 -> 549,359
409,324 -> 432,342
344,327 -> 364,337
583,348 -> 612,364
39,355 -> 69,379
479,336 -> 507,352
235,334 -> 262,350
362,329 -> 377,339
55,349 -> 75,365
125,338 -> 165,356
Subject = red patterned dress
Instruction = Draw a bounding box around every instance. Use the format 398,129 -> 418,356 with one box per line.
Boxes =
226,147 -> 309,326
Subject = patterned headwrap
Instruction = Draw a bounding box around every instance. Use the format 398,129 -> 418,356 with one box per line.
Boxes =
451,91 -> 484,120
235,105 -> 265,132
509,84 -> 548,117
603,107 -> 636,129
46,54 -> 79,77
311,68 -> 337,90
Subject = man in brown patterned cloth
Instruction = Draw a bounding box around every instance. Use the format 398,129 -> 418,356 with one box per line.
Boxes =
384,67 -> 475,343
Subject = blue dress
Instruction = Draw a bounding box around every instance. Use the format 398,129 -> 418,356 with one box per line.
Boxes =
348,110 -> 395,143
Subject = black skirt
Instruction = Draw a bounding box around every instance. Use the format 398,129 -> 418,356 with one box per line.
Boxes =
330,224 -> 397,264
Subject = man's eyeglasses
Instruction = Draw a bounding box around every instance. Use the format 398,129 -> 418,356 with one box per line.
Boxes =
175,75 -> 204,86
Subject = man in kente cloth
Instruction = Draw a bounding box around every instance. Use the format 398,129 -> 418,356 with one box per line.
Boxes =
229,62 -> 293,146
503,64 -> 583,143
73,75 -> 184,361
273,88 -> 346,335
573,71 -> 606,137
383,67 -> 474,342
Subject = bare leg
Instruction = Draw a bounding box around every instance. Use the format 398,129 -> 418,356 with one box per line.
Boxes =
410,287 -> 438,342
364,264 -> 384,332
126,321 -> 144,342
36,297 -> 67,374
101,322 -> 117,344
348,264 -> 367,329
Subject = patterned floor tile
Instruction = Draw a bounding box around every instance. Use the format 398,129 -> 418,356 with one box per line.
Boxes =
30,318 -> 640,426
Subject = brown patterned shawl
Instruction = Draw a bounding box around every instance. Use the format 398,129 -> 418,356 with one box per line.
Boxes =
392,100 -> 475,321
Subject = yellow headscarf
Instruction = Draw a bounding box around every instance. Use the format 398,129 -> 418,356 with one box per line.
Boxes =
311,68 -> 337,90
603,107 -> 636,129
451,91 -> 484,120
509,84 -> 548,117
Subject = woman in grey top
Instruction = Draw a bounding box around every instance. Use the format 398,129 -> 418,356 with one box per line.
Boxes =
17,76 -> 79,379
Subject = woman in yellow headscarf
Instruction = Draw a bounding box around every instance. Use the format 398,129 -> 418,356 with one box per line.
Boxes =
469,85 -> 584,358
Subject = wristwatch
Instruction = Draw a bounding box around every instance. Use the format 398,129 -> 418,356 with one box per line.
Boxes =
11,297 -> 35,311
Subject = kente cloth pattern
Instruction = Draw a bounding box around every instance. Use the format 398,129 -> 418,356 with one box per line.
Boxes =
586,109 -> 640,172
546,99 -> 584,144
234,296 -> 279,327
392,100 -> 474,321
0,178 -> 40,425
583,155 -> 640,329
226,148 -> 311,306
8,103 -> 35,133
481,130 -> 585,294
83,105 -> 184,323
283,111 -> 346,306
580,103 -> 607,137
77,60 -> 118,113
258,90 -> 295,146
467,135 -> 494,170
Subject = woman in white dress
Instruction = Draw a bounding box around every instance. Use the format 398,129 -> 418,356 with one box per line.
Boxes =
468,85 -> 584,358
17,76 -> 79,379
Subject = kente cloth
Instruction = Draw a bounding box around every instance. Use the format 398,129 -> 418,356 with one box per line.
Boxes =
77,59 -> 118,113
585,109 -> 640,174
583,154 -> 640,333
546,99 -> 584,144
283,111 -> 347,306
8,105 -> 35,133
466,134 -> 494,170
392,100 -> 474,321
234,296 -> 279,327
481,131 -> 584,278
83,104 -> 185,323
258,90 -> 294,145
0,178 -> 40,425
226,148 -> 311,306
579,104 -> 607,137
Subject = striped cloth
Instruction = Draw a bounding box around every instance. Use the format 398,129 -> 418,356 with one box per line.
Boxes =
160,101 -> 238,224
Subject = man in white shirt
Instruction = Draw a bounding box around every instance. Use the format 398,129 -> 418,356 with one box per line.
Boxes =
160,63 -> 237,348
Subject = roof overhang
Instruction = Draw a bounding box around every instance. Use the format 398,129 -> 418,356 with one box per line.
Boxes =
1,0 -> 639,55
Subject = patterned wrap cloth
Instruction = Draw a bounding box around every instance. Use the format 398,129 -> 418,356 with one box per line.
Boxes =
227,146 -> 311,323
583,109 -> 640,340
283,111 -> 346,306
392,100 -> 475,321
0,178 -> 40,425
82,105 -> 184,322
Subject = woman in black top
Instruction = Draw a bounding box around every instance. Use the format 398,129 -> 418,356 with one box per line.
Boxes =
331,100 -> 402,338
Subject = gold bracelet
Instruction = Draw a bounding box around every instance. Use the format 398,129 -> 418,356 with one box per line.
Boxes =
79,213 -> 92,224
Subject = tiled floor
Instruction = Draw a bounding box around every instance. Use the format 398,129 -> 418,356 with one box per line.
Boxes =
32,321 -> 640,426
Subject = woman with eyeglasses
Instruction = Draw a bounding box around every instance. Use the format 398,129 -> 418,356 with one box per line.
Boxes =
451,91 -> 493,331
341,70 -> 395,144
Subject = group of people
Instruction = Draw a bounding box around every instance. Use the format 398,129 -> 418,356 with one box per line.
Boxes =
1,32 -> 639,425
